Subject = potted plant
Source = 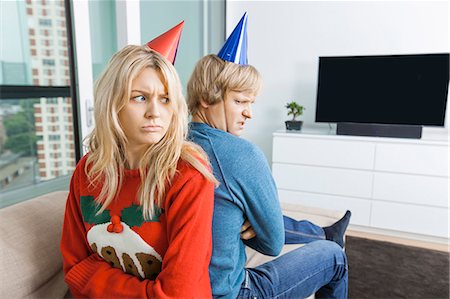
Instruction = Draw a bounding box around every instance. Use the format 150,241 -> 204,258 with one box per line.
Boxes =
285,101 -> 305,131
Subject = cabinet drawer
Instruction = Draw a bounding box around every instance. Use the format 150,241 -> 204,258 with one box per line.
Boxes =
371,201 -> 449,238
373,173 -> 449,208
273,136 -> 375,170
278,189 -> 371,226
273,163 -> 373,198
375,143 -> 449,176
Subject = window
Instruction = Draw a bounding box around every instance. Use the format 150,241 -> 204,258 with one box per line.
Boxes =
0,0 -> 79,208
49,134 -> 60,141
42,59 -> 55,66
39,19 -> 52,26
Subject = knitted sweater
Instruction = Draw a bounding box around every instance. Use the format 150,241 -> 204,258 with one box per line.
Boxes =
188,122 -> 284,299
60,154 -> 214,298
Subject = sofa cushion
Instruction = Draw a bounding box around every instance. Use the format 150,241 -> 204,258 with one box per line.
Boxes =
0,191 -> 69,299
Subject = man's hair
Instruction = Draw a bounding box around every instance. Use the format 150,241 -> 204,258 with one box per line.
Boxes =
187,54 -> 262,115
86,45 -> 216,220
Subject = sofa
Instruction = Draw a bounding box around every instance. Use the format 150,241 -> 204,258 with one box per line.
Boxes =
0,191 -> 344,298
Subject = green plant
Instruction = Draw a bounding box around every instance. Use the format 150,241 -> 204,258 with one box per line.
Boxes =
285,101 -> 305,121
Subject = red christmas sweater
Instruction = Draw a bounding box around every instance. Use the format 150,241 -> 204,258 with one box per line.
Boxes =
61,155 -> 214,298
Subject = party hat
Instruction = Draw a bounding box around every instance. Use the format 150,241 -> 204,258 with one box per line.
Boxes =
217,12 -> 248,65
146,21 -> 184,64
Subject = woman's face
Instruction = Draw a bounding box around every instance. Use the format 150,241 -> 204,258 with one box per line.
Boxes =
118,67 -> 173,153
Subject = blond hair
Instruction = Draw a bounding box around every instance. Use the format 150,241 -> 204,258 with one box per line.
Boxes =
86,45 -> 217,220
187,54 -> 262,115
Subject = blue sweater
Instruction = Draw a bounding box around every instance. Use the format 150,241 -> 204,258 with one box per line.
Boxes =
188,122 -> 284,298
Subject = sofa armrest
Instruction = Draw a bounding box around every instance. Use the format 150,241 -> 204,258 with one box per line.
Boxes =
0,191 -> 69,299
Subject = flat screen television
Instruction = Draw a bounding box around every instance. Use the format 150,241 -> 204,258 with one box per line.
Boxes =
315,53 -> 449,138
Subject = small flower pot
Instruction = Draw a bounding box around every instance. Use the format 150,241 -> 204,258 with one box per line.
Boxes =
285,120 -> 303,131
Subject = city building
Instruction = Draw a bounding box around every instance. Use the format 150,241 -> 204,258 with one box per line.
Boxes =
25,0 -> 75,181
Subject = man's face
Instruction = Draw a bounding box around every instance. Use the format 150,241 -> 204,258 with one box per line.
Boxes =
223,90 -> 256,137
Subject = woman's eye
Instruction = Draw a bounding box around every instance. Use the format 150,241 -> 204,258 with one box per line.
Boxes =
161,97 -> 170,104
132,95 -> 146,102
235,100 -> 242,104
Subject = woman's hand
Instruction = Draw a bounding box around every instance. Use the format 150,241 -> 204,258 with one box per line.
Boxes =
240,219 -> 256,240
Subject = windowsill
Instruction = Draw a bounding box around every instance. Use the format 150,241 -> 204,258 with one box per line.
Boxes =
0,175 -> 70,209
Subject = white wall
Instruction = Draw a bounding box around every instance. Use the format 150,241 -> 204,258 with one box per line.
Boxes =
226,1 -> 449,163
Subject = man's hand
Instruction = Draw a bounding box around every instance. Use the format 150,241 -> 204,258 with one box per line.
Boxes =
240,219 -> 256,240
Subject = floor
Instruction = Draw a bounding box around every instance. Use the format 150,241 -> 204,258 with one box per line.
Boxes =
347,229 -> 450,252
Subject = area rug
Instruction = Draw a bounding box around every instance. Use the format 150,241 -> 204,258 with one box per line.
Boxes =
346,236 -> 449,299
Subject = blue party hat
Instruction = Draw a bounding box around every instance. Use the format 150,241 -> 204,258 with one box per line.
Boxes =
217,12 -> 248,65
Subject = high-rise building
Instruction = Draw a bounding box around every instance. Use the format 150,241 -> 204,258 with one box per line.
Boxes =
25,0 -> 75,181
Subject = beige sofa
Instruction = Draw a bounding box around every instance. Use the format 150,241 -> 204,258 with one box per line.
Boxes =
0,191 -> 344,299
0,191 -> 69,299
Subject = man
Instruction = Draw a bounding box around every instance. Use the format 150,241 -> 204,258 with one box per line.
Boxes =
187,13 -> 350,299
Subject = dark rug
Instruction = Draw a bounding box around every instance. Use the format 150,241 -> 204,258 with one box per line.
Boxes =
346,236 -> 449,299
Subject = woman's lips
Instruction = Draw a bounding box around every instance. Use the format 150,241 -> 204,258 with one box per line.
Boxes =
142,125 -> 162,132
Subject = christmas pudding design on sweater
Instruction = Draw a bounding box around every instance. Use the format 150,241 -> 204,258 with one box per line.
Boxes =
81,196 -> 164,280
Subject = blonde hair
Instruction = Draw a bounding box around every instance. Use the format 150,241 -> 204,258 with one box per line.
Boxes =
86,45 -> 217,220
187,54 -> 262,115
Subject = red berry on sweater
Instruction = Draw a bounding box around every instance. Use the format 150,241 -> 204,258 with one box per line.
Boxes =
114,223 -> 123,233
107,224 -> 114,232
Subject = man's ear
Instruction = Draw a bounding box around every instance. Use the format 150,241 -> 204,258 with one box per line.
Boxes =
199,98 -> 210,109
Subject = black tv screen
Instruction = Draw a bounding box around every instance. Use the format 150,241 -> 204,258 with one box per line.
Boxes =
315,53 -> 449,126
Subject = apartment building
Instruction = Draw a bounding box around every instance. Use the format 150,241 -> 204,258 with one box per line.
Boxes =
25,0 -> 75,180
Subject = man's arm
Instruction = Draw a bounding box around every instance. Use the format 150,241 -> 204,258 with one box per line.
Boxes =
232,145 -> 284,256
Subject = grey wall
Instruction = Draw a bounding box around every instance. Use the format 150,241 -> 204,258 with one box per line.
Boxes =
140,1 -> 225,91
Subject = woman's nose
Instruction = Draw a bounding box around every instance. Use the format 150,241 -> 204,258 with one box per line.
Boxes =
145,100 -> 160,118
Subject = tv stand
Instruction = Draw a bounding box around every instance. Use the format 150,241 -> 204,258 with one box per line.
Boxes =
272,131 -> 449,242
336,122 -> 422,139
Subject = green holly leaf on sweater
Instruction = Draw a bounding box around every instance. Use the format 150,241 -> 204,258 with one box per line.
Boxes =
121,204 -> 161,227
80,196 -> 111,225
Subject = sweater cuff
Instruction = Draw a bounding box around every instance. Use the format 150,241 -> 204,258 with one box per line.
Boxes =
65,254 -> 101,294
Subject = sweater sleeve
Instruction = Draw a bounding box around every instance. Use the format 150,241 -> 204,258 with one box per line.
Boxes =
233,146 -> 285,256
60,165 -> 214,299
154,171 -> 214,298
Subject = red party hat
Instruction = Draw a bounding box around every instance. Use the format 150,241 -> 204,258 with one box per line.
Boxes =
146,21 -> 184,64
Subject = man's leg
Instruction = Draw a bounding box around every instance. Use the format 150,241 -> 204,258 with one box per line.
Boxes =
238,240 -> 348,299
284,211 -> 351,248
283,215 -> 326,244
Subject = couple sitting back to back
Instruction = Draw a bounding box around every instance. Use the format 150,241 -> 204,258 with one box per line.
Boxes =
61,14 -> 350,298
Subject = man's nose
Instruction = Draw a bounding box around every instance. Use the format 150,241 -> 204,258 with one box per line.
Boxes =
243,107 -> 252,119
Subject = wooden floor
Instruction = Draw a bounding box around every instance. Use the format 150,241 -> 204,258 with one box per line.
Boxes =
347,229 -> 450,252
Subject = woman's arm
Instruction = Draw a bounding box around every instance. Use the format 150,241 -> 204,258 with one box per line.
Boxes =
61,167 -> 214,298
156,170 -> 214,298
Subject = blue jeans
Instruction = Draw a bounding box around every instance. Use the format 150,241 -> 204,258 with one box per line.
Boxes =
283,215 -> 326,244
238,240 -> 348,299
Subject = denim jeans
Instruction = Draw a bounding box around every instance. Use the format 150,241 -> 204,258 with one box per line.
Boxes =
283,215 -> 326,244
237,240 -> 348,299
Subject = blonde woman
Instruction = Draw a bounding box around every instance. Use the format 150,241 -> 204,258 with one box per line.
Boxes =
60,44 -> 217,298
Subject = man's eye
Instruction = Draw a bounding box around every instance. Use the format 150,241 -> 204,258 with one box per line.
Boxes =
132,95 -> 146,102
235,100 -> 242,104
161,97 -> 170,104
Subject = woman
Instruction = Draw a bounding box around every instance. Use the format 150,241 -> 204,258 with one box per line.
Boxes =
60,44 -> 217,298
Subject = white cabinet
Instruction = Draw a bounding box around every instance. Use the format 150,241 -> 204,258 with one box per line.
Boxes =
272,130 -> 449,240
